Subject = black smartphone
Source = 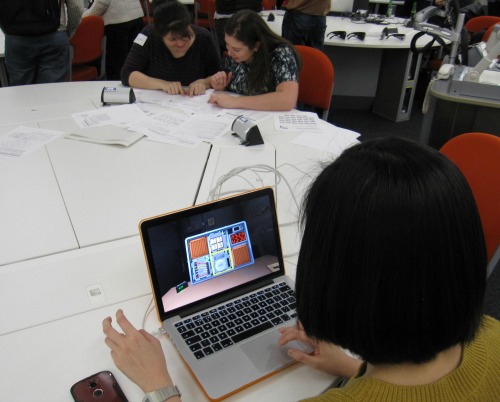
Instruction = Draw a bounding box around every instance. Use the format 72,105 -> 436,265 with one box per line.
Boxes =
70,370 -> 128,402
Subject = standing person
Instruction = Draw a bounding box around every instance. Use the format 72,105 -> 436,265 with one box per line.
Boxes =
214,0 -> 262,54
281,0 -> 331,50
121,0 -> 220,96
0,0 -> 83,86
209,9 -> 301,111
83,0 -> 144,80
101,137 -> 499,401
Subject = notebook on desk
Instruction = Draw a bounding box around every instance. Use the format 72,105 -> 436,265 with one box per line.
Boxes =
139,187 -> 310,401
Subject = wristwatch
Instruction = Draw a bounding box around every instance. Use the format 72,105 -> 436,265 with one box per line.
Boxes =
142,385 -> 181,402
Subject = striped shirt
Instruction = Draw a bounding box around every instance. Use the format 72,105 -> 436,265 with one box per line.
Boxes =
121,24 -> 221,87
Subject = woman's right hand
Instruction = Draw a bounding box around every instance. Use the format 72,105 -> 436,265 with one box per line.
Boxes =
278,325 -> 362,378
103,310 -> 174,394
210,71 -> 232,91
160,81 -> 185,95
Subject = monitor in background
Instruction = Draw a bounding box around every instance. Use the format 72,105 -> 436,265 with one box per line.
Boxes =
330,0 -> 354,13
352,0 -> 370,12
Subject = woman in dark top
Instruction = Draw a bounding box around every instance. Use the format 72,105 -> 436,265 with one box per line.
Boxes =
121,0 -> 220,96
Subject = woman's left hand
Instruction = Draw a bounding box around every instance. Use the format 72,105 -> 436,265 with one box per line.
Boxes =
210,71 -> 232,91
278,325 -> 362,378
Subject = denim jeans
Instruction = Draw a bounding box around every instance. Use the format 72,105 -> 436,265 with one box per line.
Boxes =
5,31 -> 70,86
281,10 -> 327,51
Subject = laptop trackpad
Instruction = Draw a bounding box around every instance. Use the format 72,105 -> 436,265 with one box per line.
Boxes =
241,330 -> 310,373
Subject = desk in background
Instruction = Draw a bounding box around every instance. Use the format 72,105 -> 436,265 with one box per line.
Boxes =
265,13 -> 424,121
0,81 -> 351,401
420,74 -> 500,149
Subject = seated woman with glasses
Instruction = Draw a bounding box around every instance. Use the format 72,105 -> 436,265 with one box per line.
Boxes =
208,10 -> 302,111
101,138 -> 499,401
121,0 -> 220,96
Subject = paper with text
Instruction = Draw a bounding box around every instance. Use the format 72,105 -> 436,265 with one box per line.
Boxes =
0,126 -> 64,159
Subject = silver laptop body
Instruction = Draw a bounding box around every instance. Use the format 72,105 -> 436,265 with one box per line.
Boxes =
139,188 -> 309,401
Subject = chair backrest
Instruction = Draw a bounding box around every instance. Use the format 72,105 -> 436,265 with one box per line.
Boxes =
196,0 -> 210,28
206,0 -> 218,49
262,0 -> 277,10
295,45 -> 334,120
137,0 -> 151,25
439,133 -> 500,266
483,22 -> 500,42
70,15 -> 105,65
464,16 -> 500,34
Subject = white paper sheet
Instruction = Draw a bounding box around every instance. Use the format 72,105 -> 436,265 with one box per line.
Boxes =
292,121 -> 360,156
0,126 -> 64,159
274,112 -> 320,131
71,104 -> 146,129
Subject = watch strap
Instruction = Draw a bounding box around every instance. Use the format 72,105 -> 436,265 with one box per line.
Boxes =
142,385 -> 181,402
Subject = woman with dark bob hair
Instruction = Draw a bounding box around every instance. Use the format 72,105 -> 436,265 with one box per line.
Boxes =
278,137 -> 499,400
209,9 -> 301,111
121,0 -> 220,96
101,138 -> 499,401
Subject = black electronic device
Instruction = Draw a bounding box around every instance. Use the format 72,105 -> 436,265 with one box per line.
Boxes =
71,371 -> 128,402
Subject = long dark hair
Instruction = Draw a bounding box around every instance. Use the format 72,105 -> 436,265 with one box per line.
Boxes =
225,10 -> 301,94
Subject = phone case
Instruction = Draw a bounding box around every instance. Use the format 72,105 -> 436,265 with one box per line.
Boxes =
70,371 -> 128,402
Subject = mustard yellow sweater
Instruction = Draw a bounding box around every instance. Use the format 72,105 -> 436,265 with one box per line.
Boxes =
303,315 -> 500,402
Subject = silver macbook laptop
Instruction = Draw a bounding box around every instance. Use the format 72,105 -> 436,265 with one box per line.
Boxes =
139,188 -> 310,401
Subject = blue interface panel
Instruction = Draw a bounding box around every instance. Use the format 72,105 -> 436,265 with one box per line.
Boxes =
185,221 -> 254,285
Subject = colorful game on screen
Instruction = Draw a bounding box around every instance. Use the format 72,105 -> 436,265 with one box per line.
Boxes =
185,221 -> 254,285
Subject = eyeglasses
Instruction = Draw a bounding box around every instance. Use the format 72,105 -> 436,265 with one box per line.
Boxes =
327,31 -> 366,41
380,28 -> 406,40
347,32 -> 366,40
328,31 -> 346,40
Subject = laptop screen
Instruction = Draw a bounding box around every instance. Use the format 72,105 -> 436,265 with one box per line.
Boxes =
139,188 -> 285,322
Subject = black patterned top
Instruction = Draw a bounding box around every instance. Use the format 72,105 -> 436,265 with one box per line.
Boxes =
223,45 -> 299,96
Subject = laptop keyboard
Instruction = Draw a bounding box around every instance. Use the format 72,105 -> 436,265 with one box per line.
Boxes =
174,282 -> 297,359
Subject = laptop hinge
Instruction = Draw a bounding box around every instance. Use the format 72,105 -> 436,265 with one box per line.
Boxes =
178,277 -> 276,318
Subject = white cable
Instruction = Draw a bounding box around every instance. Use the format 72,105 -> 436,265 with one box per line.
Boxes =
142,296 -> 155,330
208,164 -> 302,213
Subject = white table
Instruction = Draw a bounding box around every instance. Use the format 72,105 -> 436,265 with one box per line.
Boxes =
0,124 -> 79,266
0,81 -> 355,401
0,82 -> 210,264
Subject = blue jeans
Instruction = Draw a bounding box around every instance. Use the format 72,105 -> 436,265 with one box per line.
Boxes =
5,31 -> 70,86
282,10 -> 327,51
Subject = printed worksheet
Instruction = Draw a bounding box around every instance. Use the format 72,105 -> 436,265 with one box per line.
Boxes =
71,103 -> 146,129
0,126 -> 64,159
274,112 -> 320,131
